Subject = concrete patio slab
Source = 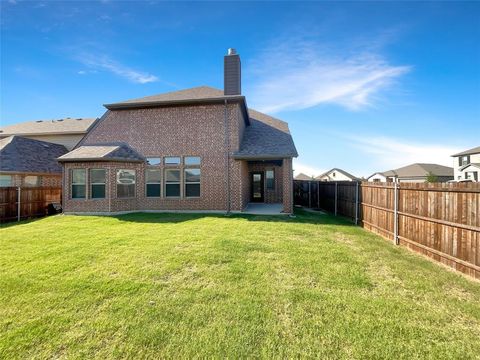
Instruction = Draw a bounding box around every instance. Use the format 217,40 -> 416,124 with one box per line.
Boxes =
243,203 -> 285,215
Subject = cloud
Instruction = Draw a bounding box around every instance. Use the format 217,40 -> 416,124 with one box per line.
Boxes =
346,134 -> 462,171
247,38 -> 411,113
76,53 -> 158,84
293,160 -> 325,178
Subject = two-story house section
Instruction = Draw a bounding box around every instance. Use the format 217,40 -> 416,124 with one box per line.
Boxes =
452,146 -> 480,181
58,49 -> 298,214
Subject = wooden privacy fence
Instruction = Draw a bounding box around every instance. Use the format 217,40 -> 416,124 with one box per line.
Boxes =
0,187 -> 62,223
294,180 -> 480,279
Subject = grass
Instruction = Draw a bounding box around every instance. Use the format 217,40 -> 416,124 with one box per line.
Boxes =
1,210 -> 479,359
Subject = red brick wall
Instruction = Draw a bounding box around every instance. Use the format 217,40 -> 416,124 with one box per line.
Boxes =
62,103 -> 294,214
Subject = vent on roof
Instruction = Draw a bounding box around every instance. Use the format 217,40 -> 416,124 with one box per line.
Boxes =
42,144 -> 50,148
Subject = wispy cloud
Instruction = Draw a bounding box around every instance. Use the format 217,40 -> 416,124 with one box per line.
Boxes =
76,53 -> 158,84
293,160 -> 326,178
347,134 -> 462,170
247,37 -> 411,113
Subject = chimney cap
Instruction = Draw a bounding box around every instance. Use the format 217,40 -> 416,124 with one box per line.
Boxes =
227,48 -> 237,55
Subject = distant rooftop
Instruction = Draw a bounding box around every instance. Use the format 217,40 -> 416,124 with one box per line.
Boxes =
452,146 -> 480,157
58,143 -> 145,163
0,118 -> 97,136
0,135 -> 67,174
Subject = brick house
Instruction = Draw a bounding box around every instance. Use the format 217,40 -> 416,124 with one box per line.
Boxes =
0,136 -> 67,187
58,49 -> 298,214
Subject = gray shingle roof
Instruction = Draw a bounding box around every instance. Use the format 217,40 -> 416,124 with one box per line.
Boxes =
0,136 -> 67,174
452,146 -> 480,157
233,109 -> 298,159
0,118 -> 97,136
374,163 -> 453,178
58,143 -> 145,162
104,86 -> 243,109
459,163 -> 480,171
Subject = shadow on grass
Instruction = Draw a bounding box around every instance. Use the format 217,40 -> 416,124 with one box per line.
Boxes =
111,208 -> 356,227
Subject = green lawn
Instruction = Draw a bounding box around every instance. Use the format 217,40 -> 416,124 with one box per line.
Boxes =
1,210 -> 479,359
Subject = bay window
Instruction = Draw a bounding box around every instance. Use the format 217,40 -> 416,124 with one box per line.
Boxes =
71,169 -> 86,199
117,169 -> 136,198
90,169 -> 106,199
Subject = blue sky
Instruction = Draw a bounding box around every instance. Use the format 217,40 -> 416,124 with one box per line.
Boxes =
1,1 -> 479,177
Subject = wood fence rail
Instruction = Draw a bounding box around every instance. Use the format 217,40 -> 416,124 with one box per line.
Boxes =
294,180 -> 480,279
0,187 -> 62,223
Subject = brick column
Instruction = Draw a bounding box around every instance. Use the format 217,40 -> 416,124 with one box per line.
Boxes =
282,158 -> 293,214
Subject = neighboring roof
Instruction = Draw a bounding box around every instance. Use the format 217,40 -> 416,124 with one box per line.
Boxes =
0,136 -> 67,174
58,143 -> 145,162
452,146 -> 480,157
369,163 -> 453,179
315,168 -> 359,180
295,173 -> 313,181
232,109 -> 298,159
0,118 -> 97,136
459,163 -> 480,171
104,86 -> 250,126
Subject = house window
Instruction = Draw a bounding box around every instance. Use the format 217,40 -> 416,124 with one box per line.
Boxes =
146,157 -> 161,166
165,169 -> 181,197
460,155 -> 469,166
185,168 -> 200,197
146,169 -> 161,197
71,169 -> 86,199
90,169 -> 106,199
24,175 -> 40,187
116,170 -> 136,198
0,175 -> 12,187
185,156 -> 201,166
165,156 -> 181,165
266,170 -> 275,190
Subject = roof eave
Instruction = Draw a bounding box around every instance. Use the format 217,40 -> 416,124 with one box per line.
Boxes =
104,96 -> 246,110
58,157 -> 145,163
232,153 -> 297,160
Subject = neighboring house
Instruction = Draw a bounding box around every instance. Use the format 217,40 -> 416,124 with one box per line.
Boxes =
451,146 -> 480,181
0,136 -> 67,187
315,168 -> 359,182
367,163 -> 454,183
294,173 -> 313,181
0,117 -> 97,150
58,49 -> 298,214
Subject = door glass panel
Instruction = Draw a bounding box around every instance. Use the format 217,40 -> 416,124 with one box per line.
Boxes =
253,174 -> 262,198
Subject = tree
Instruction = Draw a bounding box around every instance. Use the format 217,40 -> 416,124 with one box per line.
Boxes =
426,172 -> 438,183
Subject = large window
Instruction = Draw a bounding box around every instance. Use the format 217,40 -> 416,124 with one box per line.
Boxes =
266,170 -> 275,190
146,157 -> 161,166
185,168 -> 200,197
146,169 -> 161,197
0,175 -> 12,187
165,156 -> 181,166
460,155 -> 469,166
71,169 -> 86,199
90,169 -> 106,199
117,170 -> 136,198
165,169 -> 181,197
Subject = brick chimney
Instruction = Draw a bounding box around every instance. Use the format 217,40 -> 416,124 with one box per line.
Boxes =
224,48 -> 241,95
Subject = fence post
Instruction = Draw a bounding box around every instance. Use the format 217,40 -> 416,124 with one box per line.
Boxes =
355,181 -> 359,225
393,182 -> 399,245
17,187 -> 21,222
317,181 -> 320,209
334,182 -> 338,216
308,181 -> 312,208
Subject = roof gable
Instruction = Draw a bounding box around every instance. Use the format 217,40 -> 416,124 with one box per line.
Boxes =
58,143 -> 145,162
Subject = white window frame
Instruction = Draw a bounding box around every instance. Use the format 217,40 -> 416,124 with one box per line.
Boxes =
165,168 -> 181,198
184,168 -> 200,198
145,168 -> 162,198
90,169 -> 106,199
71,169 -> 86,199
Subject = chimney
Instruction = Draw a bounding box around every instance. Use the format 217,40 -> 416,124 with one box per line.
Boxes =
224,48 -> 241,95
